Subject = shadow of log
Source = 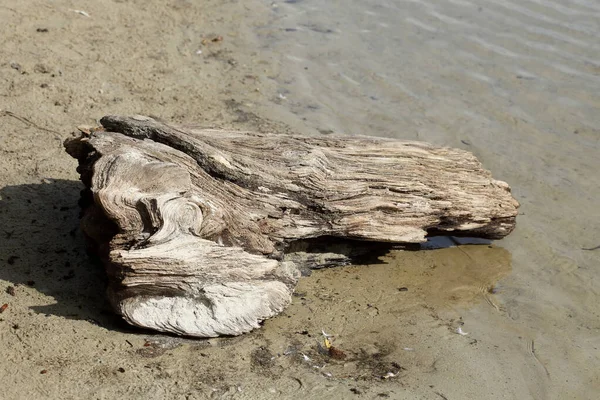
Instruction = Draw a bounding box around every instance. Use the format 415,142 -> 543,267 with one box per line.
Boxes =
0,180 -> 134,331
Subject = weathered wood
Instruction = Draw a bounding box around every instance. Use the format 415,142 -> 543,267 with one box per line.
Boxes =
64,115 -> 518,337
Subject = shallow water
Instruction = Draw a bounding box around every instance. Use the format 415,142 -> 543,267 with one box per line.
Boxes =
249,0 -> 600,397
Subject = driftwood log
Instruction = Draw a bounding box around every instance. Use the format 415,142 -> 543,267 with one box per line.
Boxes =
64,115 -> 518,337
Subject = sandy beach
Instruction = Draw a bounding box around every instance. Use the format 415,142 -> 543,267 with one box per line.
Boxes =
1,0 -> 599,399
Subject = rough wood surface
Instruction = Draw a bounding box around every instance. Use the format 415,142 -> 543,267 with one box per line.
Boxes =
64,115 -> 518,337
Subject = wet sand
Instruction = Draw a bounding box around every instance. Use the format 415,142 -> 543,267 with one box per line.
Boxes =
1,0 -> 598,399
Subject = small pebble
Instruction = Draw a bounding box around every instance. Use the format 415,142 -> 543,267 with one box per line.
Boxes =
10,62 -> 22,72
34,63 -> 50,74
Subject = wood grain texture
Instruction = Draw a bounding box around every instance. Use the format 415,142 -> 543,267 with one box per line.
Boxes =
65,115 -> 518,337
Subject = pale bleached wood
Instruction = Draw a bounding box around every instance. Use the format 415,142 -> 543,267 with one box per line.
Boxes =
65,115 -> 518,337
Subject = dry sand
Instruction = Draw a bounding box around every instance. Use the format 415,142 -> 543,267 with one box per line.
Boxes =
1,1 -> 598,399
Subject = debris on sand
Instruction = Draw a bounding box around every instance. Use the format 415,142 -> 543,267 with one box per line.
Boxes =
382,371 -> 397,379
456,326 -> 469,336
70,9 -> 90,18
322,328 -> 347,360
10,62 -> 23,73
328,346 -> 347,360
201,36 -> 224,45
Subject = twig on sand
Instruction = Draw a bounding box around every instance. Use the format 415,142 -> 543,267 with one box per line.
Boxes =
0,110 -> 62,141
582,244 -> 600,251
